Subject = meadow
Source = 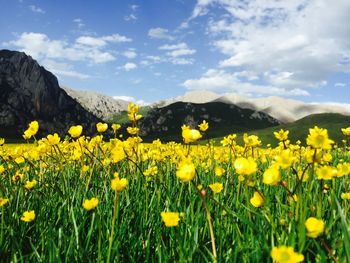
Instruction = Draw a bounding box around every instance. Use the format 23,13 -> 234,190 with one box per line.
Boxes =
0,103 -> 349,262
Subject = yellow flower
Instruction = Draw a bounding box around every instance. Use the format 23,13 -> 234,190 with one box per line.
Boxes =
220,134 -> 237,147
0,165 -> 4,174
82,197 -> 99,211
337,162 -> 350,177
21,210 -> 36,222
263,166 -> 281,186
47,133 -> 60,145
215,166 -> 225,177
182,125 -> 202,143
198,120 -> 209,132
112,123 -> 121,131
209,183 -> 223,194
160,212 -> 180,227
306,126 -> 334,150
127,127 -> 139,135
250,192 -> 264,208
176,160 -> 196,182
23,121 -> 39,139
316,165 -> 337,180
111,177 -> 128,192
274,129 -> 289,141
68,125 -> 83,138
243,133 -> 261,147
234,157 -> 257,176
0,198 -> 9,207
275,149 -> 295,170
96,122 -> 108,133
305,217 -> 324,238
341,127 -> 350,136
24,179 -> 37,190
271,246 -> 304,263
341,192 -> 350,200
0,138 -> 5,146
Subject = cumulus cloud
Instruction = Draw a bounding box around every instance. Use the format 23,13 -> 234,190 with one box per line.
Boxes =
4,32 -> 132,64
184,0 -> 350,95
183,69 -> 309,96
148,27 -> 174,40
123,50 -> 137,59
158,42 -> 196,64
122,62 -> 137,71
113,95 -> 147,105
29,5 -> 45,14
41,59 -> 91,79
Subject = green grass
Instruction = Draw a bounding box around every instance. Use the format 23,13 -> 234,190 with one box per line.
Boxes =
107,106 -> 152,124
0,138 -> 349,262
211,113 -> 350,146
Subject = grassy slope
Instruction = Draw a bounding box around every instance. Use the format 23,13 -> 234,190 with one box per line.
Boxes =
107,106 -> 152,124
210,113 -> 350,146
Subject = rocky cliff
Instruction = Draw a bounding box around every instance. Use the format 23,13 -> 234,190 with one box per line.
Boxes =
62,87 -> 128,120
0,49 -> 100,139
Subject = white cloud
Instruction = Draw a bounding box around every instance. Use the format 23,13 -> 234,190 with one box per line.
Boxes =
41,59 -> 90,79
124,14 -> 137,21
73,18 -> 85,28
158,42 -> 196,64
334,82 -> 346,87
186,0 -> 350,94
148,27 -> 174,40
183,69 -> 309,96
29,5 -> 45,14
123,50 -> 137,59
122,62 -> 137,71
4,32 -> 132,64
159,43 -> 188,50
131,5 -> 139,11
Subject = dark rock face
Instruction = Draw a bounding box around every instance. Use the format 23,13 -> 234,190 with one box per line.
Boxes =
138,101 -> 280,142
0,49 -> 101,139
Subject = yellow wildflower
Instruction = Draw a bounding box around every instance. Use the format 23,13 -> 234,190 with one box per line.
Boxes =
198,120 -> 209,132
250,192 -> 264,208
306,126 -> 334,150
23,121 -> 39,139
305,217 -> 325,238
21,210 -> 36,222
341,192 -> 350,200
0,198 -> 9,207
24,179 -> 37,190
271,246 -> 304,263
341,127 -> 350,136
112,123 -> 121,132
82,198 -> 99,211
316,165 -> 337,180
215,166 -> 225,177
127,127 -> 139,135
47,133 -> 60,145
111,177 -> 128,192
234,157 -> 257,176
0,138 -> 4,146
68,125 -> 83,138
182,125 -> 202,143
176,160 -> 196,182
96,122 -> 108,133
160,212 -> 180,227
209,183 -> 223,194
274,129 -> 289,141
263,166 -> 281,186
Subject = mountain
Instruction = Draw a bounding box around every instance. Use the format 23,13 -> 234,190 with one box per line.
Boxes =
162,90 -> 350,123
0,49 -> 100,139
62,87 -> 129,120
138,101 -> 280,142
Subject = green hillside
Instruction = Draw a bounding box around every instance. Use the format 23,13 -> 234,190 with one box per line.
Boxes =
211,113 -> 350,146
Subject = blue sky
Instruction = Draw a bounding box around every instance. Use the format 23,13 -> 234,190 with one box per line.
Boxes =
1,0 -> 350,104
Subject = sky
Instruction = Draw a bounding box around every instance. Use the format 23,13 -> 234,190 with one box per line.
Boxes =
1,0 -> 350,105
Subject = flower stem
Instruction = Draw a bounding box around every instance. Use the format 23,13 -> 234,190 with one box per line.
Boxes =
107,191 -> 119,263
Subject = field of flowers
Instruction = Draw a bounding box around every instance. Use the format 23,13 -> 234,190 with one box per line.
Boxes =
0,103 -> 349,262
